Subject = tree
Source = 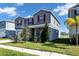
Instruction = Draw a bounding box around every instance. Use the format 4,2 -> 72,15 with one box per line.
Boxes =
12,34 -> 18,43
75,16 -> 79,46
65,16 -> 79,46
41,23 -> 48,43
20,26 -> 30,42
64,18 -> 75,44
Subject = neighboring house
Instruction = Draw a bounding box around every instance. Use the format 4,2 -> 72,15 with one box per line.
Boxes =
15,10 -> 60,41
0,20 -> 16,38
68,4 -> 79,36
68,4 -> 79,18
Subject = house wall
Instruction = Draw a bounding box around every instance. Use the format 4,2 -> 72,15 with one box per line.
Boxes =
70,25 -> 79,35
50,14 -> 60,30
33,11 -> 50,24
0,21 -> 6,29
5,30 -> 16,38
15,10 -> 60,41
68,5 -> 79,35
15,17 -> 24,29
6,21 -> 15,30
15,17 -> 33,29
69,6 -> 79,18
0,29 -> 6,38
0,30 -> 16,38
49,27 -> 59,41
0,21 -> 16,38
68,8 -> 76,18
50,14 -> 60,38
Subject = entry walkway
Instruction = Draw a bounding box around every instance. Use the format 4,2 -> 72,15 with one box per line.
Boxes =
0,44 -> 69,56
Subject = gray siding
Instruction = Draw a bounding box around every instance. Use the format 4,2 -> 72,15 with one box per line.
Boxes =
0,21 -> 6,29
0,21 -> 15,38
5,30 -> 16,38
50,14 -> 60,30
49,27 -> 59,41
15,17 -> 24,29
68,8 -> 76,18
33,11 -> 50,24
0,30 -> 6,38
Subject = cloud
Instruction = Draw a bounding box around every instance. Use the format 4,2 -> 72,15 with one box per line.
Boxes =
53,3 -> 78,16
24,15 -> 32,18
0,7 -> 16,16
16,3 -> 24,6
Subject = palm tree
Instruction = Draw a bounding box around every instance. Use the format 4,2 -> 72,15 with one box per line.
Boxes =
75,16 -> 79,46
65,16 -> 79,46
64,18 -> 76,44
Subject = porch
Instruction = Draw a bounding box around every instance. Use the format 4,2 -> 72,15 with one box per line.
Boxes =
29,27 -> 44,42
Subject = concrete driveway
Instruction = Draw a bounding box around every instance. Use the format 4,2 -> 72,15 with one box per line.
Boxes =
0,39 -> 13,43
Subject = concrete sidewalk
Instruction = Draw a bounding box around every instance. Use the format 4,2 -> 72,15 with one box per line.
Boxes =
0,40 -> 13,43
0,44 -> 69,56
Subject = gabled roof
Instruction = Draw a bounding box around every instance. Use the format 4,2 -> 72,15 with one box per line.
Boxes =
33,9 -> 60,24
15,16 -> 25,20
70,4 -> 79,9
0,20 -> 15,23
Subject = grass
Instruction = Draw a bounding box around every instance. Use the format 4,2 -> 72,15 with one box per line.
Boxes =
60,35 -> 69,38
1,38 -> 79,56
0,48 -> 35,56
0,38 -> 9,40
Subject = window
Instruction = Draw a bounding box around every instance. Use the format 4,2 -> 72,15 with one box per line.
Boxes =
28,18 -> 33,25
76,9 -> 79,15
0,22 -> 5,28
24,19 -> 28,25
57,24 -> 58,26
54,21 -> 55,24
17,20 -> 22,25
39,15 -> 44,24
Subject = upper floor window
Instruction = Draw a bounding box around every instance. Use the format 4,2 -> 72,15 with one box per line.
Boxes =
28,18 -> 33,25
39,15 -> 44,24
57,24 -> 59,27
76,9 -> 79,15
0,22 -> 5,28
16,20 -> 22,25
24,19 -> 28,25
54,21 -> 55,24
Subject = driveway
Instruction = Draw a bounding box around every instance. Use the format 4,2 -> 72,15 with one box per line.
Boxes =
0,39 -> 13,43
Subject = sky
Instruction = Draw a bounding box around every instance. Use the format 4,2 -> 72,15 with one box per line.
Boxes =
0,3 -> 78,32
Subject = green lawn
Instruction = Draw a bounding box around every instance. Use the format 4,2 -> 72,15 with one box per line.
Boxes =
0,38 -> 9,40
0,48 -> 35,56
60,35 -> 69,38
1,38 -> 79,56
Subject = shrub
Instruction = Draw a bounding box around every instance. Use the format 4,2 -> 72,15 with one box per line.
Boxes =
12,35 -> 18,43
20,26 -> 30,42
41,23 -> 48,43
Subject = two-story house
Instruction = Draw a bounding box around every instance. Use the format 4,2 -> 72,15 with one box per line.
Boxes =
0,20 -> 16,38
15,16 -> 33,36
15,10 -> 60,41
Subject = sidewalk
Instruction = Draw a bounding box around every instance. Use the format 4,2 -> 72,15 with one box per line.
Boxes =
0,40 -> 13,43
0,44 -> 69,56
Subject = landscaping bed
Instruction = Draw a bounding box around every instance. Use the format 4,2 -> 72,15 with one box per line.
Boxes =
0,48 -> 35,56
1,38 -> 79,56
